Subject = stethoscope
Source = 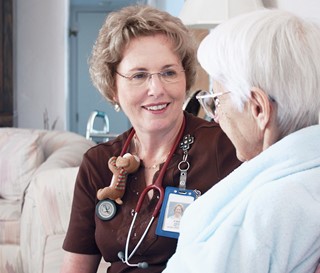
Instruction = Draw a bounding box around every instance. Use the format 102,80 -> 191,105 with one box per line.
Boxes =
118,117 -> 186,269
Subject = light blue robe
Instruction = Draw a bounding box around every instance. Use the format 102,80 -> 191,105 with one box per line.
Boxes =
164,125 -> 320,273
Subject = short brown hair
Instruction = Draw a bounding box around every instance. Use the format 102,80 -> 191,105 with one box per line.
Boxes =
89,5 -> 197,105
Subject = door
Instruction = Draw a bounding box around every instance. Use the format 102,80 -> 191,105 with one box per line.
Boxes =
69,8 -> 130,137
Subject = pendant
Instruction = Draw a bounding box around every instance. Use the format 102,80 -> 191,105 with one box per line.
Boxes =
179,134 -> 194,150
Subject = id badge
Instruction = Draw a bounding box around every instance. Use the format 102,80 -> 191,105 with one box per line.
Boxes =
156,186 -> 197,239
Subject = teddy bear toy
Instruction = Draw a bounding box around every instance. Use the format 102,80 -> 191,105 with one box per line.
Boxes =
96,153 -> 140,205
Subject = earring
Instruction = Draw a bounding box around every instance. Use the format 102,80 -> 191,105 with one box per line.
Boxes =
114,103 -> 121,112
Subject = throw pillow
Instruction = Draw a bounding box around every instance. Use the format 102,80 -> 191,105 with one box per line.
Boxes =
0,130 -> 45,200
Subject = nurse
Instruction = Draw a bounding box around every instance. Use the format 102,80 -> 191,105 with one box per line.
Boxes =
61,5 -> 240,273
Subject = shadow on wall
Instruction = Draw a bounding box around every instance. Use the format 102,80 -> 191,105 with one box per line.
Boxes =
261,0 -> 277,8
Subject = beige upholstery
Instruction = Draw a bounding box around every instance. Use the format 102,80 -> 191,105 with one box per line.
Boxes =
0,128 -> 95,273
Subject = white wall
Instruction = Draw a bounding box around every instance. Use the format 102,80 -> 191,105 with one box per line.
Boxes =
148,0 -> 184,16
15,0 -> 68,130
262,0 -> 320,23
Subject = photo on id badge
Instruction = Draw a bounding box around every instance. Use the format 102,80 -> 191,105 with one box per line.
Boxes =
156,187 -> 196,238
163,202 -> 185,232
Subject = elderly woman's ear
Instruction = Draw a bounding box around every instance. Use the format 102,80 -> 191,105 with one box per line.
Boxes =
249,87 -> 274,131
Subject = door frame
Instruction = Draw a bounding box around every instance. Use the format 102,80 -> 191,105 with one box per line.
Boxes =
68,5 -> 110,133
68,1 -> 146,134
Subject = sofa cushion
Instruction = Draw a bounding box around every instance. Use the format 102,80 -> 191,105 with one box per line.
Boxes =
0,199 -> 21,245
0,130 -> 45,200
33,167 -> 79,234
0,245 -> 23,273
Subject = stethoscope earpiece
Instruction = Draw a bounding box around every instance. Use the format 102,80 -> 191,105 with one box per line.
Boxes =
118,251 -> 125,261
138,262 -> 149,269
118,251 -> 149,269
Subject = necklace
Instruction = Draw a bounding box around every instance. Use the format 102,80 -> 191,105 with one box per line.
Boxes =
132,135 -> 169,170
142,160 -> 166,170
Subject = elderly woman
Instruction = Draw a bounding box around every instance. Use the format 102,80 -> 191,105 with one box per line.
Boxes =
60,5 -> 240,273
164,9 -> 320,273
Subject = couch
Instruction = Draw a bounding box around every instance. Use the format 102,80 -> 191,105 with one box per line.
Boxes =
0,128 -> 109,273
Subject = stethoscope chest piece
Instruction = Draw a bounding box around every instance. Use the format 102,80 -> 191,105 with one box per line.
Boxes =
96,199 -> 117,221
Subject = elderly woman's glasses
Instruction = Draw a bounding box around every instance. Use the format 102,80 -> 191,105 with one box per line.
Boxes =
196,90 -> 230,119
116,68 -> 185,87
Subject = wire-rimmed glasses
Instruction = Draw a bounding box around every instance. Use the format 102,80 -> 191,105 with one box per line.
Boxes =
116,68 -> 185,87
196,90 -> 230,119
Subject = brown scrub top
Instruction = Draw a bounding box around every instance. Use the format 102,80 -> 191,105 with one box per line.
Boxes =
63,112 -> 241,273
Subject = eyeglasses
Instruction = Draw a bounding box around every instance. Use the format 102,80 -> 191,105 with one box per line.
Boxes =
196,90 -> 230,119
116,68 -> 185,87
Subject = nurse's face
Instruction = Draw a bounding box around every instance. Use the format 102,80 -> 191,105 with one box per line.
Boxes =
115,34 -> 186,135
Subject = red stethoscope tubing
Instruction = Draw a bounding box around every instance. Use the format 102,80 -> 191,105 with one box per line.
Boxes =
118,117 -> 186,268
120,117 -> 186,217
